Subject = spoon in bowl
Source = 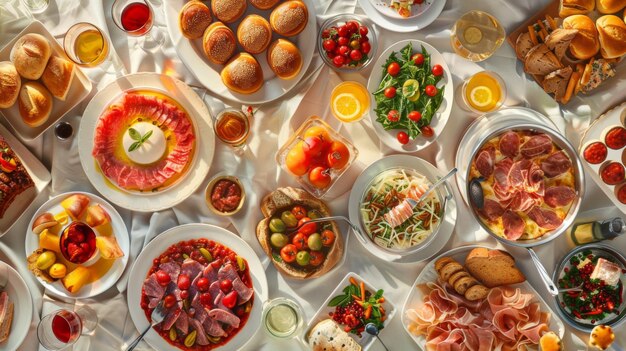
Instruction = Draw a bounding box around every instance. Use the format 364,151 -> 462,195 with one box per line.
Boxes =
468,176 -> 485,209
365,323 -> 389,351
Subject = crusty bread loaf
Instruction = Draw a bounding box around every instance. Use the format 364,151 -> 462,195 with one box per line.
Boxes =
308,319 -> 361,351
562,15 -> 601,60
596,15 -> 626,58
41,55 -> 75,101
560,0 -> 595,17
179,1 -> 212,39
597,0 -> 626,13
0,61 -> 21,109
18,81 -> 52,127
464,248 -> 526,288
10,33 -> 51,80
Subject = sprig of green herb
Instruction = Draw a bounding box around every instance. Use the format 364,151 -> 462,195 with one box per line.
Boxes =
127,128 -> 153,152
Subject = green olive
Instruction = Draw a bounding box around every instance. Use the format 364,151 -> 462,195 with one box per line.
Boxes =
296,251 -> 310,266
307,210 -> 322,219
270,233 -> 289,248
236,256 -> 246,271
169,327 -> 177,341
199,248 -> 213,262
281,211 -> 298,228
184,330 -> 197,347
36,251 -> 56,270
307,233 -> 323,251
269,218 -> 286,233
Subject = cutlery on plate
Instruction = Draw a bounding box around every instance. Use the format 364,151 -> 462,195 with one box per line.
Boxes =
124,301 -> 166,351
365,323 -> 389,351
285,215 -> 361,235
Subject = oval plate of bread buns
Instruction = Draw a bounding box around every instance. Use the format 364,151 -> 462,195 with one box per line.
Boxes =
402,245 -> 565,350
0,260 -> 32,351
164,0 -> 316,104
0,20 -> 92,141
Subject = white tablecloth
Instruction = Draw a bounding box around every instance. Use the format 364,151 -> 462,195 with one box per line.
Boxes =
0,0 -> 625,350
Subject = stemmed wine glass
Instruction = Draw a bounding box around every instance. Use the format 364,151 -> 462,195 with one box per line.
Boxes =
111,0 -> 165,51
37,306 -> 98,350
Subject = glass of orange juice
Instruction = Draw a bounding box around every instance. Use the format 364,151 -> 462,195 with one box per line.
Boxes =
460,71 -> 506,114
330,81 -> 370,123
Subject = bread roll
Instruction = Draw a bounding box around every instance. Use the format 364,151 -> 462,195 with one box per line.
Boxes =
559,0 -> 595,16
597,0 -> 626,13
41,55 -> 75,101
597,15 -> 626,58
179,1 -> 212,39
562,15 -> 601,59
249,0 -> 280,10
308,319 -> 361,351
0,62 -> 21,109
221,53 -> 263,94
267,39 -> 303,79
10,33 -> 51,80
18,81 -> 52,127
203,22 -> 237,65
211,0 -> 247,24
270,0 -> 308,37
237,15 -> 272,54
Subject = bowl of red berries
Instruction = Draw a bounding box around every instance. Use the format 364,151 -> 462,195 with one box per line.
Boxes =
318,14 -> 377,72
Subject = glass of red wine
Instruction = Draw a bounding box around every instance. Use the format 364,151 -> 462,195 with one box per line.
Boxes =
37,307 -> 98,350
111,0 -> 165,50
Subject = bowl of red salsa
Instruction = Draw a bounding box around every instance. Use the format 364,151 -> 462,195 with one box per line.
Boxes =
553,244 -> 626,332
205,175 -> 245,216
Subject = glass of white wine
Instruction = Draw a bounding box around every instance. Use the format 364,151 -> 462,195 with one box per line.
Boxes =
262,298 -> 304,339
63,23 -> 110,68
450,10 -> 505,62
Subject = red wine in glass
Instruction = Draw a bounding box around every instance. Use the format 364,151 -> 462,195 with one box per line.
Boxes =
38,307 -> 97,351
51,312 -> 81,343
120,2 -> 152,35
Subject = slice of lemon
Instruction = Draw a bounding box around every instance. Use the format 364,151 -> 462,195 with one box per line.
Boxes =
469,86 -> 493,108
402,79 -> 420,102
464,26 -> 483,45
332,93 -> 361,122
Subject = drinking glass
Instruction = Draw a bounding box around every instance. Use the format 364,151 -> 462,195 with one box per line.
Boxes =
330,81 -> 370,123
111,0 -> 165,50
20,0 -> 48,14
64,23 -> 110,67
262,298 -> 304,339
214,108 -> 251,155
457,71 -> 507,114
450,10 -> 505,62
37,306 -> 98,350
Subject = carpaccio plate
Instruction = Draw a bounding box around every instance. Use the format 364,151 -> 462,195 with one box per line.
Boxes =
579,102 -> 626,214
401,245 -> 565,350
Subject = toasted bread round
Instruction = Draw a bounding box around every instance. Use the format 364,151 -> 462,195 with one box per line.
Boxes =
448,271 -> 470,287
439,261 -> 464,282
454,276 -> 478,295
464,284 -> 490,301
434,257 -> 455,272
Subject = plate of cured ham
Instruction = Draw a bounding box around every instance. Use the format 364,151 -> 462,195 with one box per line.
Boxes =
78,73 -> 214,212
127,223 -> 268,351
402,245 -> 565,351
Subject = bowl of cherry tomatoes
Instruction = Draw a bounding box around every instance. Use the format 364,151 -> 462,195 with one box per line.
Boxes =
318,14 -> 377,72
276,116 -> 358,198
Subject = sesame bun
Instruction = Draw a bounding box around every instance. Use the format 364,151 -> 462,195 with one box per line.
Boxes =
211,0 -> 247,24
203,22 -> 237,65
249,0 -> 281,10
179,1 -> 212,39
270,0 -> 308,37
237,15 -> 272,54
220,53 -> 264,94
267,39 -> 302,79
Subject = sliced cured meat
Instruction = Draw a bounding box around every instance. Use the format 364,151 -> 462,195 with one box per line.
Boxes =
161,307 -> 181,331
605,126 -> 626,150
175,312 -> 189,335
493,182 -> 514,205
583,142 -> 608,164
475,145 -> 496,177
502,210 -> 525,240
143,274 -> 166,301
520,134 -> 552,158
218,263 -> 239,282
208,309 -> 240,328
499,132 -> 520,158
509,191 -> 537,212
527,207 -> 563,230
508,159 -> 533,189
541,151 -> 572,178
203,314 -> 227,337
232,278 -> 254,305
181,258 -> 204,280
188,317 -> 210,346
383,199 -> 413,228
601,162 -> 625,185
479,199 -> 505,221
494,158 -> 514,190
544,186 -> 576,208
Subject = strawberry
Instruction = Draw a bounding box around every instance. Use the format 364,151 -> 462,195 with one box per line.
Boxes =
222,290 -> 238,309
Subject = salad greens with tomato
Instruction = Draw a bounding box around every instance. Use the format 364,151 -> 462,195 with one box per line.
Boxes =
328,277 -> 386,337
373,42 -> 445,144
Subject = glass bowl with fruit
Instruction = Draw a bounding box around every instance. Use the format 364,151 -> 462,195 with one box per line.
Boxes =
276,117 -> 358,198
318,14 -> 377,72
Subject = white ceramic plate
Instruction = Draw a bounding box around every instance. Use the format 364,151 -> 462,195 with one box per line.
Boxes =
368,0 -> 433,20
127,223 -> 269,351
348,155 -> 457,263
401,245 -> 565,349
358,0 -> 445,32
24,191 -> 130,299
0,122 -> 50,238
77,73 -> 214,212
366,40 -> 453,153
0,261 -> 32,351
579,102 -> 626,214
300,272 -> 396,351
0,20 -> 92,141
163,0 -> 316,105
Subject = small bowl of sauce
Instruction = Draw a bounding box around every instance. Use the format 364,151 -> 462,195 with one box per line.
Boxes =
205,174 -> 245,216
262,298 -> 304,339
59,221 -> 99,265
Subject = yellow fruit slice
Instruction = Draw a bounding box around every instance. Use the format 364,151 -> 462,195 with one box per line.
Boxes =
464,26 -> 483,44
402,79 -> 420,102
332,93 -> 361,122
469,86 -> 493,108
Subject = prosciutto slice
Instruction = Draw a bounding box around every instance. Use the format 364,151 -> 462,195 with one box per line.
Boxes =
478,199 -> 505,221
520,134 -> 552,158
502,210 -> 525,240
527,207 -> 563,229
544,186 -> 576,208
541,151 -> 572,178
499,131 -> 520,158
208,309 -> 240,328
232,278 -> 254,305
475,145 -> 497,177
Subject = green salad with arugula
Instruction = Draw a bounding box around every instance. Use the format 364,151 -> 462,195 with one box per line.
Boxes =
373,42 -> 446,145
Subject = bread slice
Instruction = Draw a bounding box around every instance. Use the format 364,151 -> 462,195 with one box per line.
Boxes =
515,32 -> 534,60
465,284 -> 490,301
543,66 -> 573,103
524,44 -> 563,75
454,276 -> 478,295
439,261 -> 464,282
308,319 -> 361,351
434,257 -> 455,272
0,291 -> 13,343
545,28 -> 579,60
448,270 -> 470,287
464,248 -> 526,288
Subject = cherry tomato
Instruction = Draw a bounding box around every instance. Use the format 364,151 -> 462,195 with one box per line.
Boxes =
387,62 -> 400,76
298,217 -> 318,236
337,36 -> 349,46
350,40 -> 360,49
415,0 -> 424,3
156,270 -> 171,286
387,110 -> 400,122
411,53 -> 424,65
384,87 -> 396,98
359,25 -> 368,36
199,292 -> 212,307
397,131 -> 409,145
408,111 -> 422,122
432,64 -> 443,76
321,230 -> 336,247
285,141 -> 311,176
339,46 -> 351,56
292,233 -> 307,250
333,55 -> 345,67
177,274 -> 191,290
359,35 -> 369,43
421,125 -> 435,138
291,206 -> 307,220
302,136 -> 325,157
309,166 -> 332,189
337,26 -> 348,37
220,279 -> 232,293
164,294 -> 176,308
280,244 -> 298,263
346,21 -> 358,34
350,50 -> 363,61
425,84 -> 437,97
322,39 -> 336,52
321,29 -> 330,38
180,290 -> 189,299
326,141 -> 350,169
361,41 -> 371,54
196,277 -> 210,292
310,251 -> 324,266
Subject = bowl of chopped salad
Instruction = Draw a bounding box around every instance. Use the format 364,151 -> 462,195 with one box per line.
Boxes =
366,39 -> 453,153
553,243 -> 626,332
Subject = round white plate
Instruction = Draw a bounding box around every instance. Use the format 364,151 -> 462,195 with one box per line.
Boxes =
366,39 -> 453,153
358,0 -> 446,32
0,261 -> 32,351
78,73 -> 214,212
163,0 -> 316,105
127,224 -> 269,351
24,191 -> 130,299
348,155 -> 457,263
368,0 -> 433,20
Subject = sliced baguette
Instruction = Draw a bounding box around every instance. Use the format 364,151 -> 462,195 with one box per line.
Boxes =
434,257 -> 455,272
464,248 -> 526,288
524,44 -> 563,75
465,284 -> 490,301
439,261 -> 464,282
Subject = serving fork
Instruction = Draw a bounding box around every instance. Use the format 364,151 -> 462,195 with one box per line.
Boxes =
285,215 -> 362,235
124,301 -> 167,351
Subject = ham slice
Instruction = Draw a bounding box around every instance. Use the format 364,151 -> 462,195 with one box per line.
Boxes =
478,199 -> 505,221
502,210 -> 525,240
475,145 -> 497,177
520,134 -> 553,158
181,258 -> 204,280
232,278 -> 253,305
541,151 -> 572,178
208,309 -> 240,328
175,312 -> 189,335
188,317 -> 210,346
544,186 -> 576,208
499,132 -> 520,159
218,263 -> 240,282
494,158 -> 513,190
203,314 -> 227,337
527,207 -> 563,229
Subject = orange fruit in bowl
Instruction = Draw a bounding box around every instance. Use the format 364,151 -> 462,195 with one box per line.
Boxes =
285,141 -> 311,176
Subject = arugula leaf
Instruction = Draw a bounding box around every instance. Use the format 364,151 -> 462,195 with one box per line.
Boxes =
272,253 -> 283,263
127,128 -> 154,152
